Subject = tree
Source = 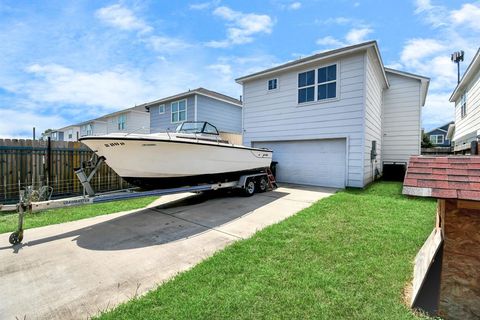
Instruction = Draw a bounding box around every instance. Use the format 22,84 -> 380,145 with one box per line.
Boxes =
421,132 -> 433,148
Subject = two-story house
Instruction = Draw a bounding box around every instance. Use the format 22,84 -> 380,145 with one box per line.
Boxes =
143,88 -> 242,137
426,121 -> 454,147
236,41 -> 429,188
78,105 -> 149,138
448,48 -> 480,154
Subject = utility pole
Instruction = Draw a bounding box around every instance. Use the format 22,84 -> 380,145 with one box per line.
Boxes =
451,50 -> 464,84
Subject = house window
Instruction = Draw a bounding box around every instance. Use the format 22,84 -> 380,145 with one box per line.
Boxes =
461,92 -> 467,118
171,100 -> 187,123
86,124 -> 93,136
158,104 -> 165,114
298,70 -> 315,103
430,135 -> 444,144
318,64 -> 337,100
117,114 -> 127,130
68,129 -> 73,140
268,78 -> 278,90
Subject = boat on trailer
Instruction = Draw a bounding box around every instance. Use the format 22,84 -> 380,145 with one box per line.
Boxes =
79,121 -> 273,189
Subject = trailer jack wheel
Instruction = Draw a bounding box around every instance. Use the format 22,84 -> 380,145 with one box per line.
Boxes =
9,231 -> 23,245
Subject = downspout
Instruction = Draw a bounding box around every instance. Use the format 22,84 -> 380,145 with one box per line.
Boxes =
194,94 -> 198,121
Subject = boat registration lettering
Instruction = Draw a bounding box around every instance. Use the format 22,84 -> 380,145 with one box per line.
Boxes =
104,142 -> 126,147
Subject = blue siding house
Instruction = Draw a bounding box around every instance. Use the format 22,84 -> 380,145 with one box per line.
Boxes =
426,121 -> 454,147
144,88 -> 242,133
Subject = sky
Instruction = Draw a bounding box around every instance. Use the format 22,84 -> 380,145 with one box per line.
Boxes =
0,0 -> 479,138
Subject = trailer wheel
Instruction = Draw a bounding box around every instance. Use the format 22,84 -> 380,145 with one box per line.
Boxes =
257,176 -> 268,193
9,232 -> 23,245
243,178 -> 256,197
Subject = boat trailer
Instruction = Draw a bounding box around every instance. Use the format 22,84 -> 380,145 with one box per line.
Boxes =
7,159 -> 277,245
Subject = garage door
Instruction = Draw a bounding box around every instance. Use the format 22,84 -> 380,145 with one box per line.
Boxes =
253,139 -> 346,188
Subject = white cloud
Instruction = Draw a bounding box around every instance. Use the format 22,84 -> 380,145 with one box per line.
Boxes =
345,27 -> 372,44
414,0 -> 448,28
393,2 -> 480,130
318,17 -> 353,25
0,109 -> 67,138
288,2 -> 302,10
95,4 -> 152,33
316,36 -> 345,47
316,26 -> 373,49
451,3 -> 480,31
189,0 -> 220,10
207,63 -> 232,76
400,38 -> 445,63
146,36 -> 192,53
422,92 -> 455,130
23,64 -> 155,109
206,6 -> 274,47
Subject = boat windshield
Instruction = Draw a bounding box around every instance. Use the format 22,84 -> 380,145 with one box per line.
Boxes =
175,122 -> 219,135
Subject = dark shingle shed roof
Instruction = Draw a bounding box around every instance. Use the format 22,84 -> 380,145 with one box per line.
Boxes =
403,156 -> 480,201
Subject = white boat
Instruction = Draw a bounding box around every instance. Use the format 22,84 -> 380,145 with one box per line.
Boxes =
79,122 -> 273,189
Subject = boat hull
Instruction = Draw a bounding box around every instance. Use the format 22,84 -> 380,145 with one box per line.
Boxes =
80,137 -> 272,189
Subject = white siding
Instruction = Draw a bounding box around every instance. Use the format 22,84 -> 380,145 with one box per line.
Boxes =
363,50 -> 384,185
254,139 -> 346,188
453,68 -> 480,142
196,95 -> 242,133
243,52 -> 366,187
106,111 -> 150,134
382,72 -> 422,163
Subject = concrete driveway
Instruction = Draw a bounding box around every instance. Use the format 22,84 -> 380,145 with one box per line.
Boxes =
0,184 -> 336,319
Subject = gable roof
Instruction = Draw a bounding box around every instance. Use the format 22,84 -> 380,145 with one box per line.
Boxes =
235,41 -> 389,87
384,68 -> 430,106
142,87 -> 242,109
450,48 -> 480,102
75,105 -> 146,126
403,155 -> 480,201
425,121 -> 454,135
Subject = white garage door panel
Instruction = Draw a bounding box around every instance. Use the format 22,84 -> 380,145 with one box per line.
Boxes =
254,139 -> 346,188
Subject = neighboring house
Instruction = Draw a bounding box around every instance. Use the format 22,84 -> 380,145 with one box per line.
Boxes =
78,105 -> 149,138
59,125 -> 81,142
143,87 -> 242,134
448,48 -> 480,153
425,122 -> 454,147
236,41 -> 430,188
41,129 -> 64,141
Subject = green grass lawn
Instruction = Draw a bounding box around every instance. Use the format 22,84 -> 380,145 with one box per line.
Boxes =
0,196 -> 158,234
96,181 -> 436,320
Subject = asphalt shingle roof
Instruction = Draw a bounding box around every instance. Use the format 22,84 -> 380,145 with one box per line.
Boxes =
403,156 -> 480,201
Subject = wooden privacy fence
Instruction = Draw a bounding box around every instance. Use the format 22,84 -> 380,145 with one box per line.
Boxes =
0,139 -> 128,204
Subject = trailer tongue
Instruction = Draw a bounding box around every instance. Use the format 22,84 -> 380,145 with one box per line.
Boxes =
7,165 -> 277,245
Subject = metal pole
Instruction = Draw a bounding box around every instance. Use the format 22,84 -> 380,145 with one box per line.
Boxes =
457,62 -> 460,84
32,127 -> 36,188
47,137 -> 51,188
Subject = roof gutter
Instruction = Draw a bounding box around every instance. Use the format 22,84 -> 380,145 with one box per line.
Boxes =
235,41 -> 389,88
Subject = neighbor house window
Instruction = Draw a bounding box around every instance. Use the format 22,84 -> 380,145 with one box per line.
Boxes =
171,100 -> 187,123
86,124 -> 93,136
461,92 -> 467,118
430,135 -> 444,144
318,64 -> 337,100
268,78 -> 278,90
158,104 -> 165,114
117,114 -> 127,130
298,70 -> 315,103
68,129 -> 73,140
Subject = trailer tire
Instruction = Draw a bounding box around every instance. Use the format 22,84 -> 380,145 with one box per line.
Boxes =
243,178 -> 256,197
257,176 -> 268,193
9,232 -> 22,245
